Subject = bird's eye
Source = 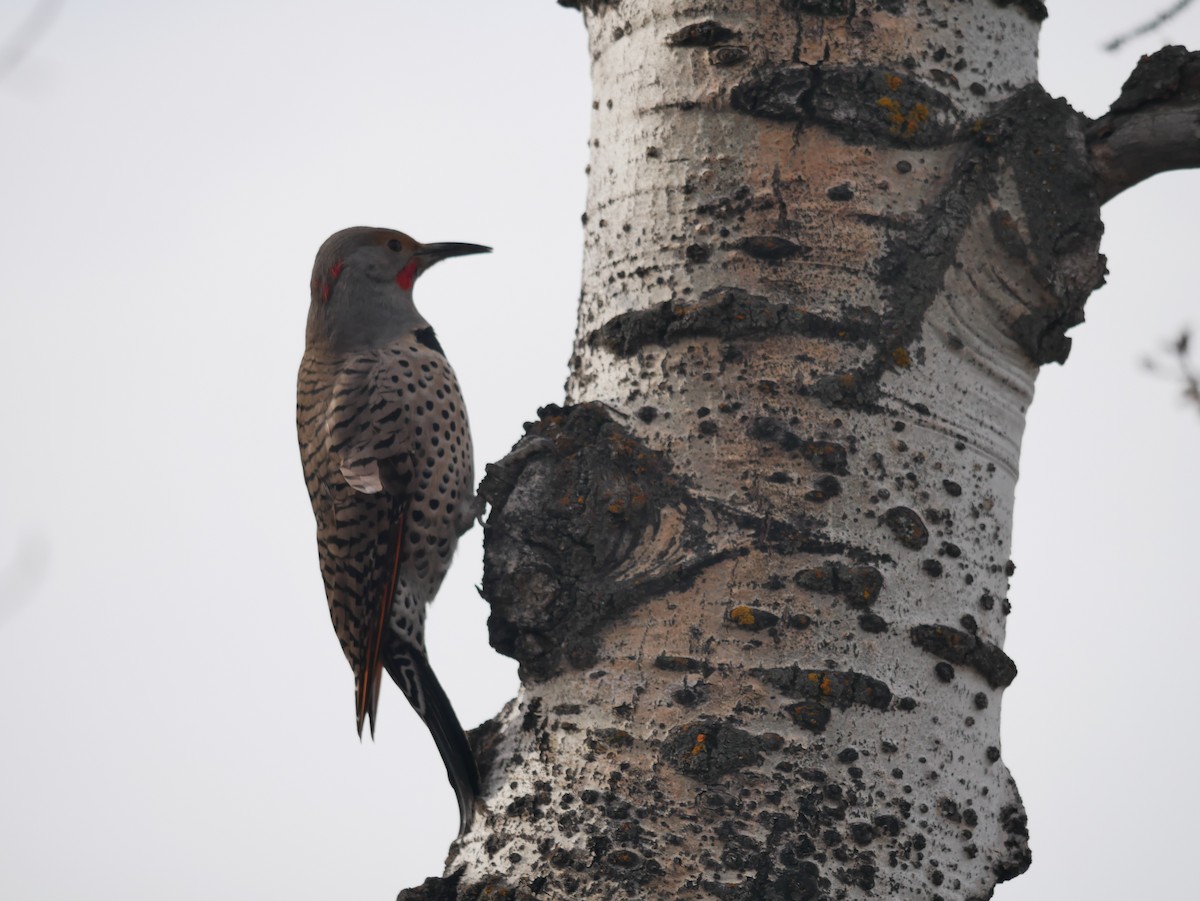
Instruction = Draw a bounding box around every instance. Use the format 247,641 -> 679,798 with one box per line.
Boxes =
387,239 -> 403,252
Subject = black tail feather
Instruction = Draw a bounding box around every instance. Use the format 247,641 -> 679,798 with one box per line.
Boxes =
384,640 -> 481,835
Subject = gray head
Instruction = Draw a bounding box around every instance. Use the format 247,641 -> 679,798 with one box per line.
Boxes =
306,226 -> 490,353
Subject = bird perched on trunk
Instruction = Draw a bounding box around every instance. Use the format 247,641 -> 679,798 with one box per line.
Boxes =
297,226 -> 489,834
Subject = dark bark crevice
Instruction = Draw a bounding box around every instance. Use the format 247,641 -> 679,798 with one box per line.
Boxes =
730,64 -> 962,147
590,286 -> 880,357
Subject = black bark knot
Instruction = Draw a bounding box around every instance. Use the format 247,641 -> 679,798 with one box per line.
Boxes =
793,561 -> 883,608
481,403 -> 719,680
727,604 -> 779,631
755,667 -> 893,733
661,720 -> 771,782
665,20 -> 738,47
747,418 -> 849,475
735,235 -> 810,261
910,623 -> 1017,688
882,506 -> 928,549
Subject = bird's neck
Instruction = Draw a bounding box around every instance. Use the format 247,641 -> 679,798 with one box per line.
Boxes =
308,277 -> 428,355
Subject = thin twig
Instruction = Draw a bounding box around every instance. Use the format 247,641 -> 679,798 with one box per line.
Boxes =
1143,328 -> 1200,416
1105,0 -> 1194,52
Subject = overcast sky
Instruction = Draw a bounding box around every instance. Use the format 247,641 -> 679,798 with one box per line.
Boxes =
0,2 -> 1196,899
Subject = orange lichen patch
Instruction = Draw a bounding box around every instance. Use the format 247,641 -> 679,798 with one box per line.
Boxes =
691,733 -> 707,756
801,671 -> 838,698
885,73 -> 903,91
602,488 -> 646,517
877,96 -> 930,138
603,429 -> 663,477
604,430 -> 644,457
729,605 -> 757,626
892,346 -> 912,367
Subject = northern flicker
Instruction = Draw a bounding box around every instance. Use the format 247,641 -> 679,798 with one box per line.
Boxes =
297,226 -> 488,833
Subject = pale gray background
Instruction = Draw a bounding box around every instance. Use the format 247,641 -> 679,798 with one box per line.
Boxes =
0,1 -> 1195,898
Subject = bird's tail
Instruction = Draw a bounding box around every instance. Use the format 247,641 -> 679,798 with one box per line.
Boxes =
356,513 -> 407,739
384,639 -> 481,835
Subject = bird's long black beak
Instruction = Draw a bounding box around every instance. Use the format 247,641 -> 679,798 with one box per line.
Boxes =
415,242 -> 492,266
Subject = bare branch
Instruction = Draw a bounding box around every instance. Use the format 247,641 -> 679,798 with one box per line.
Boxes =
1087,45 -> 1200,204
1105,0 -> 1194,52
0,0 -> 66,81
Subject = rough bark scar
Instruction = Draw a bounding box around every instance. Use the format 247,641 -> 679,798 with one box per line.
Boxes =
478,403 -> 736,680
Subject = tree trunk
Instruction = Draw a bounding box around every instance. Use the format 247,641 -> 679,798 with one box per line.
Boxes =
400,2 -> 1199,899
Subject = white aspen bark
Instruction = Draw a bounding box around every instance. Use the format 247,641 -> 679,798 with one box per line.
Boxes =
400,2 -> 1117,899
